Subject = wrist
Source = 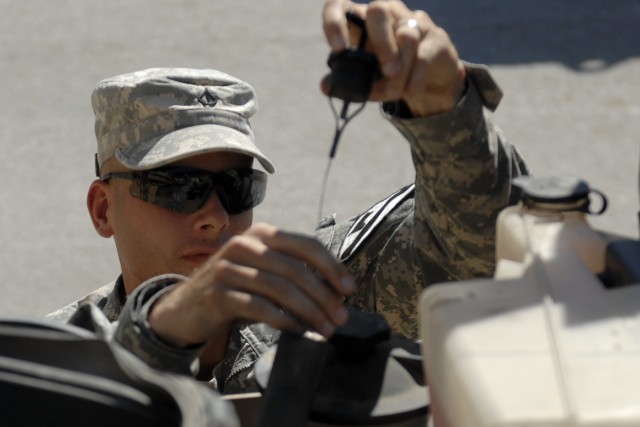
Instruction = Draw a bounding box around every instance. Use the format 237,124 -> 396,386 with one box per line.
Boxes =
113,274 -> 204,375
147,288 -> 205,348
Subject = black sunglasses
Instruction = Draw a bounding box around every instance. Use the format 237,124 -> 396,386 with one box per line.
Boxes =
102,167 -> 267,215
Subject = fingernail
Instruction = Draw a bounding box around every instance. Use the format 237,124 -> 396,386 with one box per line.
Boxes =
341,276 -> 356,293
321,320 -> 335,337
332,34 -> 346,51
334,307 -> 349,324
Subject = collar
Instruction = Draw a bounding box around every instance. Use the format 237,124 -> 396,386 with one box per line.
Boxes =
103,275 -> 127,322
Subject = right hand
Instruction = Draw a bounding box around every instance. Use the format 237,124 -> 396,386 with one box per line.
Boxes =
321,0 -> 466,116
148,223 -> 355,347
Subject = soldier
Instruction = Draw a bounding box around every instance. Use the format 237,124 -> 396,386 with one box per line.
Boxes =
48,0 -> 528,393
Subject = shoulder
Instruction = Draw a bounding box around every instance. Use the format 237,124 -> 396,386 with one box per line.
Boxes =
315,184 -> 415,262
45,280 -> 118,322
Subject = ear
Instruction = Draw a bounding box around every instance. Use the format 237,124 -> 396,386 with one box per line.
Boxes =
87,180 -> 114,238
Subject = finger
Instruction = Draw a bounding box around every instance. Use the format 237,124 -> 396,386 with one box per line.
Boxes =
403,43 -> 428,102
365,4 -> 401,79
222,291 -> 328,337
185,258 -> 342,338
381,19 -> 422,100
322,0 -> 350,51
247,223 -> 356,296
152,255 -> 344,346
214,249 -> 349,329
220,267 -> 346,337
319,72 -> 331,96
398,11 -> 438,94
201,227 -> 351,327
406,28 -> 465,114
403,31 -> 441,103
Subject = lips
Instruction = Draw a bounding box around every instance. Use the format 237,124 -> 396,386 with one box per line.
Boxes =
180,246 -> 220,264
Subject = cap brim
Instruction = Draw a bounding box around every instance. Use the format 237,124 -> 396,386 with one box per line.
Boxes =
115,124 -> 275,173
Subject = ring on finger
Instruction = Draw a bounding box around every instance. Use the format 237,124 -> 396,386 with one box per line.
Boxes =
394,18 -> 422,35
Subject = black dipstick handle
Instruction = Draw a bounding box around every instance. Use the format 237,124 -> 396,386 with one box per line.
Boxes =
327,11 -> 381,103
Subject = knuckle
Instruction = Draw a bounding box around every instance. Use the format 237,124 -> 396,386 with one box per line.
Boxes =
215,258 -> 235,275
225,234 -> 252,252
431,26 -> 451,43
284,262 -> 317,288
249,222 -> 277,237
413,10 -> 431,24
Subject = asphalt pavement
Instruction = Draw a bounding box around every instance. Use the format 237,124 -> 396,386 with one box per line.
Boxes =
0,0 -> 638,316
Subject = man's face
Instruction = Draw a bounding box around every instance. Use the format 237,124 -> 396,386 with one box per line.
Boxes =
99,152 -> 255,293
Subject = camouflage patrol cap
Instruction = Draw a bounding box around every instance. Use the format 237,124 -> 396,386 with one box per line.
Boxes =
92,68 -> 275,175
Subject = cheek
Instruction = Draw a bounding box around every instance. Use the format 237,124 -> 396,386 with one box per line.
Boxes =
112,197 -> 182,254
112,200 -> 189,278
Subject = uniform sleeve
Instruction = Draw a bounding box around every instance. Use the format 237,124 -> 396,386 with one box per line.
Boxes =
325,63 -> 529,339
45,283 -> 116,323
386,63 -> 529,281
63,275 -> 207,377
113,274 -> 205,376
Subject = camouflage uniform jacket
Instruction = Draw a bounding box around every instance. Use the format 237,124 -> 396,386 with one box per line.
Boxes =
47,63 -> 529,394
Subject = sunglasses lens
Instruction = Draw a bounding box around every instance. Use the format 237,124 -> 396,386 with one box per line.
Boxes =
130,168 -> 267,214
217,170 -> 267,214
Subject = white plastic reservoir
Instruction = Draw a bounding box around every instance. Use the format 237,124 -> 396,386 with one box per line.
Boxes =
420,176 -> 640,427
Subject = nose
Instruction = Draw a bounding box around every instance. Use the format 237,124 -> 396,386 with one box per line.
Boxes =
192,190 -> 230,232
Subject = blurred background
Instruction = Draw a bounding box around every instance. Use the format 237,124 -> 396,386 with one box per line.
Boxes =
0,0 -> 638,316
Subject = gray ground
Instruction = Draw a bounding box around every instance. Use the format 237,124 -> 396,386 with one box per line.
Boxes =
0,0 -> 638,316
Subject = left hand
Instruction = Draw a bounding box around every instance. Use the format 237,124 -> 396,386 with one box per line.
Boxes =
321,0 -> 466,117
147,223 -> 354,347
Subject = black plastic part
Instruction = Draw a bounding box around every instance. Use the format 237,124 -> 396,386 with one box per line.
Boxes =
254,331 -> 329,427
327,49 -> 380,102
326,11 -> 381,103
0,320 -> 181,427
600,239 -> 640,288
513,175 -> 608,214
329,309 -> 391,361
513,176 -> 591,204
311,311 -> 426,425
253,311 -> 428,425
